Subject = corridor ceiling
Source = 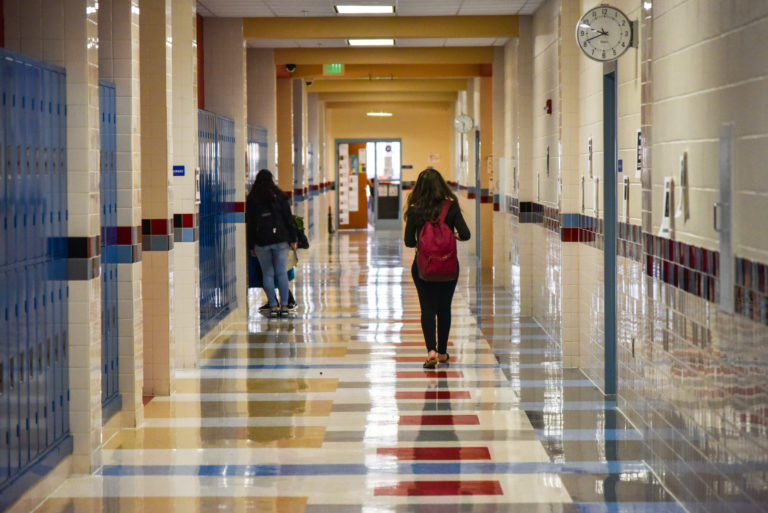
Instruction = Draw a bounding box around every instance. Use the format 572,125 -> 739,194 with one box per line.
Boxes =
197,0 -> 544,102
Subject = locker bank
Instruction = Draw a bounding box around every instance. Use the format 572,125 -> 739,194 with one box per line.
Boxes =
1,1 -> 767,512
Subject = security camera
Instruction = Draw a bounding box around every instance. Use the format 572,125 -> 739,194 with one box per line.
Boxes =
285,64 -> 296,72
305,80 -> 313,86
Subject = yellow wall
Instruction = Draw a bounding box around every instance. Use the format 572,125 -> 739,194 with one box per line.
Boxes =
324,102 -> 453,183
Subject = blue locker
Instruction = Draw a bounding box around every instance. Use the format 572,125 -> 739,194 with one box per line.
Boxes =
17,60 -> 29,265
32,263 -> 44,457
0,270 -> 8,485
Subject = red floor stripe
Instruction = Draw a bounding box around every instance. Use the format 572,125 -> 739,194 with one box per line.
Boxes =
394,391 -> 471,400
377,447 -> 491,460
374,480 -> 502,496
392,341 -> 453,347
395,371 -> 464,378
398,414 -> 480,425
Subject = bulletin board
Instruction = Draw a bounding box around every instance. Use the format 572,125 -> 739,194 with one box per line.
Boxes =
337,141 -> 369,230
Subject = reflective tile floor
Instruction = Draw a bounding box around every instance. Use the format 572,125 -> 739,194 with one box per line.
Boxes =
34,231 -> 685,512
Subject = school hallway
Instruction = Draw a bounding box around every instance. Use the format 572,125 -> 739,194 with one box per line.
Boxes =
24,230 -> 676,512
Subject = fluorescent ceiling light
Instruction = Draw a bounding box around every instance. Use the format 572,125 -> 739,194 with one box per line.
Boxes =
367,112 -> 392,117
335,5 -> 395,14
348,38 -> 394,46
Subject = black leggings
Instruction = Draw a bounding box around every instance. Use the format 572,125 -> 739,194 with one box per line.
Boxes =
411,262 -> 458,354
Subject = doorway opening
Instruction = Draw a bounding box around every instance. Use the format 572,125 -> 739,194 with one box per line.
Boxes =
335,139 -> 402,230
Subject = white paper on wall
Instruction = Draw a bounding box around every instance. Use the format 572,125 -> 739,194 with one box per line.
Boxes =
349,175 -> 359,211
338,144 -> 350,223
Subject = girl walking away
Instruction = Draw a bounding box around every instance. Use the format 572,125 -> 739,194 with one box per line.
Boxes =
246,169 -> 298,317
404,168 -> 471,368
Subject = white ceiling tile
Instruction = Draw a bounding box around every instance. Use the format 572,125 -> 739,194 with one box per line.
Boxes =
198,0 -> 547,17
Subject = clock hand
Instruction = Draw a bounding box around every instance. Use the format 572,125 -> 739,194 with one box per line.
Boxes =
585,30 -> 609,43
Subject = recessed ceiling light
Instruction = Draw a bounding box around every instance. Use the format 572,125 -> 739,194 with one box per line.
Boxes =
348,38 -> 395,46
367,112 -> 392,117
335,5 -> 395,14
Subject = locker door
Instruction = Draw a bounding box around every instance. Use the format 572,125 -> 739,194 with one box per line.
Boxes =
7,269 -> 19,476
61,283 -> 69,436
18,267 -> 29,467
0,270 -> 9,485
27,63 -> 42,260
1,56 -> 6,269
6,58 -> 18,266
18,61 -> 29,265
33,263 -> 45,456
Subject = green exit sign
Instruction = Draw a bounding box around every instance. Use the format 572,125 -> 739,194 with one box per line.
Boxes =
323,63 -> 344,75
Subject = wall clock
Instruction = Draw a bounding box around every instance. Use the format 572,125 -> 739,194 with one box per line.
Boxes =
454,114 -> 474,134
575,4 -> 633,62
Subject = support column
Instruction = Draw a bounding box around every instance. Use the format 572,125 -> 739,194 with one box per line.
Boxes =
98,0 -> 144,426
139,0 -> 175,396
516,17 -> 534,316
203,18 -> 247,313
171,0 -> 199,368
478,75 -> 494,270
276,77 -> 294,193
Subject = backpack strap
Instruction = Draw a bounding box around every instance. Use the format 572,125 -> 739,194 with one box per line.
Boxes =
438,199 -> 451,222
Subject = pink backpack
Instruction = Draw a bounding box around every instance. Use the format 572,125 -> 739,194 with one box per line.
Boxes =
416,200 -> 459,282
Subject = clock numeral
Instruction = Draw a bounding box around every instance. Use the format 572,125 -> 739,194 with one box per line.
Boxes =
602,51 -> 606,59
625,31 -> 629,36
621,42 -> 626,47
580,30 -> 585,36
602,8 -> 607,14
592,48 -> 596,55
583,42 -> 588,48
612,49 -> 616,56
621,20 -> 626,26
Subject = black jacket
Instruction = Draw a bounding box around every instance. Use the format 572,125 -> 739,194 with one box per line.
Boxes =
404,200 -> 471,248
246,192 -> 298,248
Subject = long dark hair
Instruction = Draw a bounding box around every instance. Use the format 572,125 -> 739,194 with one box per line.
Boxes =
405,167 -> 458,224
248,169 -> 283,204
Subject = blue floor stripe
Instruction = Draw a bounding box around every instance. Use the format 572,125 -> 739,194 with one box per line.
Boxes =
536,429 -> 644,441
98,460 -> 649,477
576,503 -> 688,513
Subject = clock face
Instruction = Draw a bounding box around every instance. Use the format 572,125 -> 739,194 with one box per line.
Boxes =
575,5 -> 632,62
454,114 -> 474,134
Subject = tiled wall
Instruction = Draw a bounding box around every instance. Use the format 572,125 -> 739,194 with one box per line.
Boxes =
497,1 -> 768,510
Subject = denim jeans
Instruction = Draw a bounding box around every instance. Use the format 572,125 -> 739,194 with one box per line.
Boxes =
253,242 -> 290,308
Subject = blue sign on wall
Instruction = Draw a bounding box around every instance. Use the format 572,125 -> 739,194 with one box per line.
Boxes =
173,165 -> 185,176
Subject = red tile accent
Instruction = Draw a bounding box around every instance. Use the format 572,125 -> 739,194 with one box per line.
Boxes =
376,447 -> 491,461
395,391 -> 471,400
374,480 -> 502,496
142,396 -> 153,406
151,218 -> 168,235
233,201 -> 245,213
116,226 -> 133,245
182,213 -> 194,228
398,415 -> 480,426
395,371 -> 464,379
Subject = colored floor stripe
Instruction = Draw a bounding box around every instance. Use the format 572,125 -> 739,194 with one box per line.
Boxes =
98,461 -> 649,476
394,391 -> 471,400
376,447 -> 492,461
374,480 -> 503,496
398,414 -> 480,426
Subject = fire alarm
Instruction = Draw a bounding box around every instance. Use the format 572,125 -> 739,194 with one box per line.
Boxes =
544,99 -> 552,114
